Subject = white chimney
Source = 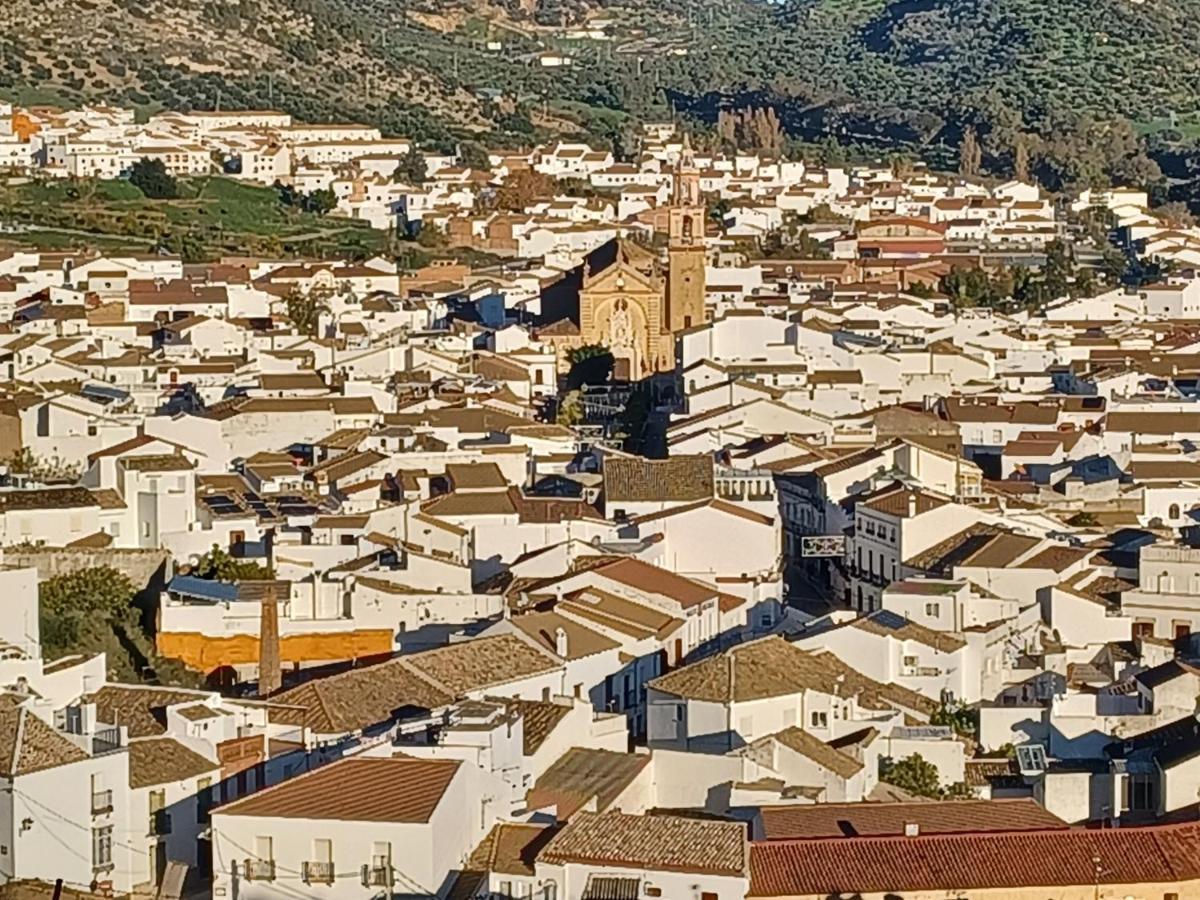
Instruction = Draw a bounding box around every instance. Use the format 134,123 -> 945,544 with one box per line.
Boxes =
904,822 -> 919,837
907,493 -> 917,518
554,626 -> 569,658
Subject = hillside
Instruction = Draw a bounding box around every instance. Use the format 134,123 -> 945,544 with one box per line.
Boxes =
2,0 -> 1200,176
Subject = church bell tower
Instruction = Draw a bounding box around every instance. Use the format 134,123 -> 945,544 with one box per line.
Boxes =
666,134 -> 706,334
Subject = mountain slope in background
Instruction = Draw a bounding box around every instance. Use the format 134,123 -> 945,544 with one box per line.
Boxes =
1,0 -> 1198,161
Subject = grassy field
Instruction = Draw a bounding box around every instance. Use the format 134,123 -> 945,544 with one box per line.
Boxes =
0,175 -> 389,261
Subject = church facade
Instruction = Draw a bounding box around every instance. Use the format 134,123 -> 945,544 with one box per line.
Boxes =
539,142 -> 708,380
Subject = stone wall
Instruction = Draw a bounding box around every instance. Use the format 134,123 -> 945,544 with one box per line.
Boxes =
4,547 -> 171,589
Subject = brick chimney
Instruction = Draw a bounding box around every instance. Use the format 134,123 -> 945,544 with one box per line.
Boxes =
258,587 -> 282,698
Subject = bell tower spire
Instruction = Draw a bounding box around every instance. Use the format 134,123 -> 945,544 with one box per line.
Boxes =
665,131 -> 706,333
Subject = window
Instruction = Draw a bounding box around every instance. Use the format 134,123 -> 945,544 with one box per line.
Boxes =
903,655 -> 919,668
701,893 -> 718,900
924,602 -> 940,617
1169,503 -> 1181,520
196,777 -> 212,823
644,889 -> 662,899
543,884 -> 557,900
1133,621 -> 1154,640
87,423 -> 97,437
92,826 -> 113,869
810,711 -> 828,728
500,881 -> 512,897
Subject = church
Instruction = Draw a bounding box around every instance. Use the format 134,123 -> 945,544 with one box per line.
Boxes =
537,142 -> 708,380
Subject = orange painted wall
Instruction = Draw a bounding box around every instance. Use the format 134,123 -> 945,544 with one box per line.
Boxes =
157,629 -> 394,672
11,113 -> 39,141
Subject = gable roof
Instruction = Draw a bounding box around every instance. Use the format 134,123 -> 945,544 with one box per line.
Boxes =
0,705 -> 89,776
527,748 -> 651,818
215,756 -> 461,822
540,811 -> 747,877
756,798 -> 1068,841
748,822 -> 1200,896
603,455 -> 714,504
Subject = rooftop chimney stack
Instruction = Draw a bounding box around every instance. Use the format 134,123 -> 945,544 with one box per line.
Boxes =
907,493 -> 917,518
258,587 -> 282,698
554,626 -> 569,658
904,822 -> 919,838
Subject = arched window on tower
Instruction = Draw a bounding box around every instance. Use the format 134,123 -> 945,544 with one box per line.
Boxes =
682,215 -> 693,242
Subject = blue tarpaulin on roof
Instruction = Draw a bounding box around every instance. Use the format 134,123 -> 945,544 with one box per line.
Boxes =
168,575 -> 238,602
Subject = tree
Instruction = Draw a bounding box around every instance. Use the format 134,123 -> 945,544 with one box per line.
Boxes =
1013,136 -> 1031,183
128,157 -> 178,199
880,754 -> 942,798
303,187 -> 337,216
193,544 -> 275,581
39,566 -> 135,661
393,149 -> 428,185
557,389 -> 584,426
40,566 -> 134,620
959,127 -> 982,178
1155,201 -> 1196,229
566,343 -> 613,390
931,700 -> 977,737
283,285 -> 331,337
459,141 -> 491,171
495,169 -> 556,212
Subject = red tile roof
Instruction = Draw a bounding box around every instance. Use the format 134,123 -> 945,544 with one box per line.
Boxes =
756,798 -> 1067,841
215,756 -> 460,822
747,822 -> 1200,896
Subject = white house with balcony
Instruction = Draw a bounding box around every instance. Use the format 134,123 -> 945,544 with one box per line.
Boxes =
211,753 -> 506,900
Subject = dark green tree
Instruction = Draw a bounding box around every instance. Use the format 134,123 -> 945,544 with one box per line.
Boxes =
880,754 -> 942,798
193,544 -> 275,581
129,157 -> 178,199
393,149 -> 428,185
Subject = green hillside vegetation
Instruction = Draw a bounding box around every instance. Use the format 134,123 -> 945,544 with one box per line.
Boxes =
0,175 -> 387,260
3,0 -> 1200,197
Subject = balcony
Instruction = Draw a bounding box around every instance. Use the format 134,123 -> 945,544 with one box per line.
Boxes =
91,790 -> 113,815
93,727 -> 123,755
302,861 -> 335,885
363,866 -> 390,887
243,860 -> 276,882
149,809 -> 172,836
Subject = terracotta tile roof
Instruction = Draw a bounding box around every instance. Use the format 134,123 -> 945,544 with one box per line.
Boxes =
128,737 -> 219,789
422,490 -> 518,517
216,756 -> 461,822
467,823 -> 555,877
592,557 -> 717,609
560,589 -> 683,641
904,523 -> 1007,573
859,486 -> 950,519
510,611 -> 620,660
1016,545 -> 1090,572
603,455 -> 714,504
84,685 -> 209,737
962,532 -> 1044,569
851,610 -> 967,653
763,726 -> 863,779
119,454 -> 194,472
747,822 -> 1200,896
0,706 -> 88,776
540,811 -> 747,876
527,748 -> 651,818
446,462 -> 509,490
756,798 -> 1068,841
0,487 -> 98,511
500,698 -> 573,755
401,633 -> 562,696
650,636 -> 837,703
268,657 -> 453,734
